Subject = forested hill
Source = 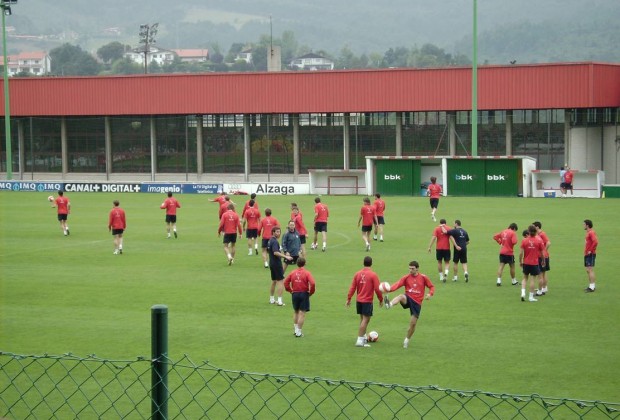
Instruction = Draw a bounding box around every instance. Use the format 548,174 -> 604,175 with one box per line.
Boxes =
8,0 -> 620,64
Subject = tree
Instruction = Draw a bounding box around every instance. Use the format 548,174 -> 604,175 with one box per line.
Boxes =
97,42 -> 127,64
110,57 -> 142,75
50,43 -> 102,76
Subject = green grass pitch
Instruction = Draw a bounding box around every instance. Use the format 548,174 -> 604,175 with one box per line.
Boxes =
0,191 -> 618,402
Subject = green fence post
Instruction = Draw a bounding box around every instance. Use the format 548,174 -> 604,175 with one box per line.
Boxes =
151,304 -> 168,420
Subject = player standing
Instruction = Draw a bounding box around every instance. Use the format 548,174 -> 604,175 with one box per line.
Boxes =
427,176 -> 442,222
564,168 -> 574,197
242,199 -> 261,256
493,223 -> 519,286
268,226 -> 292,306
284,257 -> 316,337
52,190 -> 70,236
259,208 -> 280,268
533,221 -> 551,296
373,193 -> 386,242
242,193 -> 259,215
519,225 -> 546,302
217,203 -> 242,266
160,192 -> 181,238
281,220 -> 302,272
346,256 -> 384,347
291,206 -> 308,257
583,219 -> 598,292
445,220 -> 470,282
385,260 -> 435,349
358,197 -> 378,252
428,218 -> 451,282
108,200 -> 126,255
312,197 -> 329,252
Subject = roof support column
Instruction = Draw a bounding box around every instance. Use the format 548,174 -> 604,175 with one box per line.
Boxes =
343,113 -> 350,170
196,115 -> 203,179
448,112 -> 456,156
292,113 -> 300,181
60,116 -> 68,178
243,114 -> 250,182
564,109 -> 571,167
17,119 -> 24,180
505,111 -> 513,155
395,112 -> 403,156
150,116 -> 157,181
104,116 -> 112,180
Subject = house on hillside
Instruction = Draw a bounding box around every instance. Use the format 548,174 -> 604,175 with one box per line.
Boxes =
235,49 -> 253,64
0,51 -> 51,76
289,53 -> 334,71
172,49 -> 209,63
124,46 -> 175,67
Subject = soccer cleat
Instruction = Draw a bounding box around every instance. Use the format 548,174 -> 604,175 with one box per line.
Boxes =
167,234 -> 171,239
528,297 -> 538,302
228,257 -> 233,266
497,281 -> 502,287
365,243 -> 370,252
174,231 -> 177,238
269,300 -> 276,305
373,235 -> 378,241
403,340 -> 409,349
511,280 -> 519,286
277,302 -> 285,306
322,246 -> 326,252
255,248 -> 259,255
66,229 -> 70,236
311,243 -> 317,250
248,250 -> 253,255
383,296 -> 391,309
464,273 -> 469,283
380,237 -> 384,242
355,342 -> 371,348
113,250 -> 119,255
295,332 -> 304,338
64,232 -> 67,236
452,277 -> 458,282
432,215 -> 436,222
521,296 -> 525,302
535,290 -> 543,296
584,287 -> 595,293
119,249 -> 123,254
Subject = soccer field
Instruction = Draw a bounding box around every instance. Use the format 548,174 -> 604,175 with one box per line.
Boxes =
0,191 -> 618,403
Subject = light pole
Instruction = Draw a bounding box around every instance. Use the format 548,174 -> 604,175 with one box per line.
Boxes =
139,23 -> 158,74
1,0 -> 16,179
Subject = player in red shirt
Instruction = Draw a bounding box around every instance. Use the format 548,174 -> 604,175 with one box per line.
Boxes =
218,203 -> 243,265
427,176 -> 442,222
493,223 -> 519,286
372,193 -> 386,242
218,196 -> 235,219
427,218 -> 451,282
284,257 -> 316,337
358,197 -> 378,252
533,221 -> 551,296
108,200 -> 126,255
519,225 -> 546,302
385,260 -> 435,349
52,190 -> 71,236
346,256 -> 384,347
291,206 -> 307,257
242,193 -> 259,215
160,192 -> 181,239
583,219 -> 598,292
242,199 -> 261,256
564,168 -> 574,197
259,208 -> 280,268
312,196 -> 329,252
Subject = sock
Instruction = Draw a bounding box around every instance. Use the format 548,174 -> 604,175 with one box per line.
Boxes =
270,296 -> 275,303
255,244 -> 258,249
403,337 -> 409,345
323,242 -> 326,248
497,278 -> 501,284
521,288 -> 526,297
453,276 -> 458,281
590,283 -> 595,290
529,292 -> 534,299
227,253 -> 232,259
444,269 -> 449,277
512,278 -> 517,284
439,273 -> 444,281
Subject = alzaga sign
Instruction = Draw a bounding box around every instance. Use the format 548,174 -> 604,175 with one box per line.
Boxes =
225,183 -> 310,195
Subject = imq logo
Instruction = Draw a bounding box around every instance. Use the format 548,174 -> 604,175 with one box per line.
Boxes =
384,174 -> 402,180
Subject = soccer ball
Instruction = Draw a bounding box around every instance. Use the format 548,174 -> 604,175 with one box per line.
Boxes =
379,282 -> 391,293
48,195 -> 54,202
368,331 -> 379,342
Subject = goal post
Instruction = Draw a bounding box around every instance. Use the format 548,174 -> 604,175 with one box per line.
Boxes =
308,169 -> 366,195
328,176 -> 359,195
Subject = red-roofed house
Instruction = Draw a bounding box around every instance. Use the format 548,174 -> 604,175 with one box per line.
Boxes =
172,49 -> 209,63
0,51 -> 51,76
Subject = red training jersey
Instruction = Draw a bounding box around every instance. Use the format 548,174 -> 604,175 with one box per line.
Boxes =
564,171 -> 574,184
520,235 -> 545,266
347,267 -> 383,304
243,199 -> 259,215
538,230 -> 550,258
284,267 -> 316,294
292,213 -> 307,236
388,272 -> 435,305
493,228 -> 517,256
314,203 -> 329,223
584,229 -> 598,255
428,183 -> 442,199
433,225 -> 451,250
373,198 -> 385,217
259,216 -> 280,239
360,204 -> 376,226
160,197 -> 181,215
218,210 -> 242,235
243,207 -> 261,230
108,207 -> 126,230
55,196 -> 70,215
219,201 -> 232,218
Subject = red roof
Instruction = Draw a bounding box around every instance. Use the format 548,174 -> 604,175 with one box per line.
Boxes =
2,62 -> 619,117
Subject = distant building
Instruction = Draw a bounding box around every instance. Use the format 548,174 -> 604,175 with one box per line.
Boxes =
235,49 -> 253,64
289,53 -> 334,71
0,51 -> 51,76
124,46 -> 175,67
172,49 -> 209,63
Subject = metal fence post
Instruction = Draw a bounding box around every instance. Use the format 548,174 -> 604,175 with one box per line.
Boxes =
151,304 -> 168,419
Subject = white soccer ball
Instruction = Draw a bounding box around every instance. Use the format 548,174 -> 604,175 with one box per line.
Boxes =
379,282 -> 391,293
47,195 -> 54,202
368,331 -> 379,342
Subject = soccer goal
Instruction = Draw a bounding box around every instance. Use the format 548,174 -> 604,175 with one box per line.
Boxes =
308,169 -> 366,195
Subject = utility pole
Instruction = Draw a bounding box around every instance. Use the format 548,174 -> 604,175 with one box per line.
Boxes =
139,23 -> 158,74
1,0 -> 17,179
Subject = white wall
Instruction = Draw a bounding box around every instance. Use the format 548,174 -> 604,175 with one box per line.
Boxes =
602,126 -> 620,184
569,127 -> 602,171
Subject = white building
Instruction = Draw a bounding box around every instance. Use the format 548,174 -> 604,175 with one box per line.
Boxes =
289,53 -> 334,71
124,46 -> 175,67
0,51 -> 51,76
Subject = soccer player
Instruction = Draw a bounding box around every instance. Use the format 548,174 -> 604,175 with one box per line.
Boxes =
217,203 -> 242,266
373,193 -> 386,242
259,208 -> 280,268
284,257 -> 316,337
583,219 -> 598,292
385,260 -> 434,349
346,256 -> 384,347
493,223 -> 519,286
312,196 -> 329,252
218,196 -> 234,220
209,192 -> 228,218
564,167 -> 574,197
291,206 -> 308,257
242,193 -> 259,215
108,200 -> 126,255
559,166 -> 567,197
533,221 -> 551,296
358,197 -> 378,252
445,220 -> 470,282
160,192 -> 181,238
268,226 -> 292,306
281,220 -> 301,272
519,225 -> 546,302
428,218 -> 451,282
242,199 -> 261,256
52,190 -> 70,236
427,176 -> 442,222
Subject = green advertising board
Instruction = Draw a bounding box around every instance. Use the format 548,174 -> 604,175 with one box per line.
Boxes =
447,159 -> 520,196
375,160 -> 421,196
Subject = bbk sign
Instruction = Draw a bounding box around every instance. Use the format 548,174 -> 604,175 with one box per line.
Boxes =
384,174 -> 402,180
455,174 -> 474,181
487,174 -> 506,181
